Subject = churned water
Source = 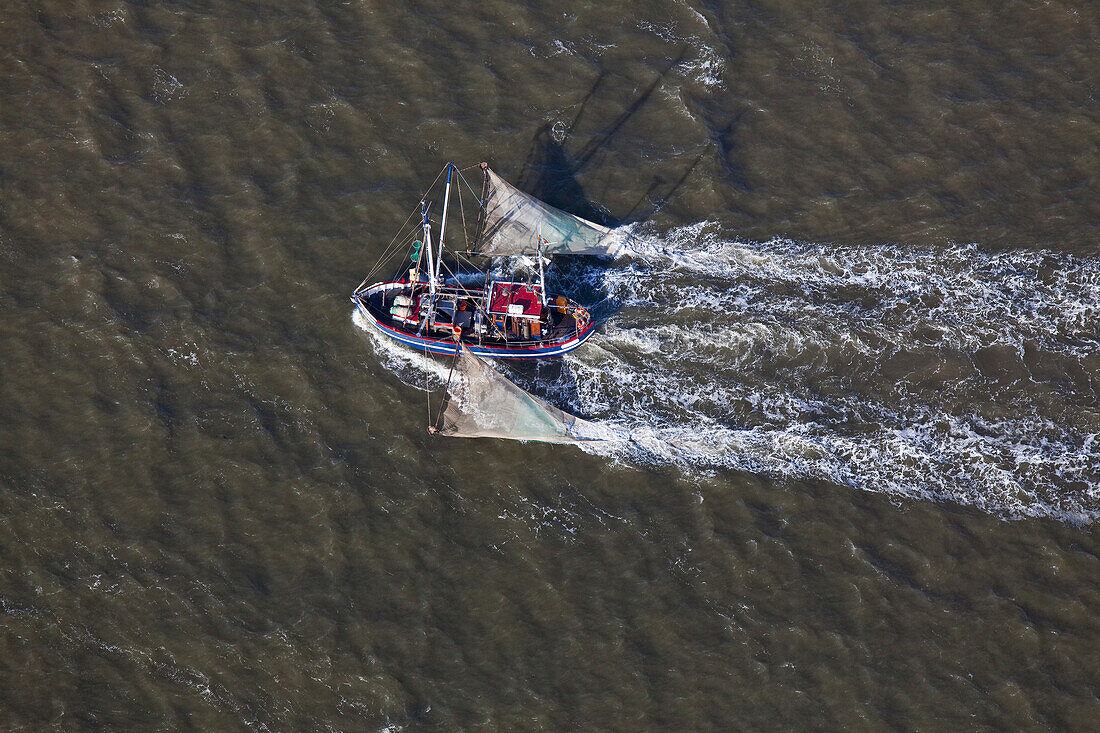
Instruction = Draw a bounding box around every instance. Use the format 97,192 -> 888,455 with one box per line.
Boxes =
2,0 -> 1098,729
373,227 -> 1098,523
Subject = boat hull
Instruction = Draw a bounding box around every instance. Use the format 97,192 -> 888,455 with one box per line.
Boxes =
352,281 -> 595,359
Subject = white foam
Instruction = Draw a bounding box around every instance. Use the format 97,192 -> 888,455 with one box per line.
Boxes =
613,223 -> 1100,358
572,226 -> 1099,523
352,310 -> 451,390
636,18 -> 726,90
354,229 -> 1100,524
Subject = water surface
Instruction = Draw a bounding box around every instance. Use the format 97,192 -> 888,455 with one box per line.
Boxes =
1,1 -> 1098,729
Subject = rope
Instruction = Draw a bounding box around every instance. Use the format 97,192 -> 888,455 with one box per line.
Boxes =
360,164 -> 450,286
447,252 -> 510,341
360,207 -> 420,286
434,346 -> 461,431
455,167 -> 485,206
437,258 -> 501,337
458,179 -> 469,251
361,200 -> 421,281
453,248 -> 487,275
423,340 -> 433,429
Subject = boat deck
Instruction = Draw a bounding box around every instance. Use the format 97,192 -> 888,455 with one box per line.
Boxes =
360,281 -> 583,350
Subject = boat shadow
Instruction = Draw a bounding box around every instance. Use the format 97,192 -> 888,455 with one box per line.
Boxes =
501,52 -> 703,393
518,49 -> 703,320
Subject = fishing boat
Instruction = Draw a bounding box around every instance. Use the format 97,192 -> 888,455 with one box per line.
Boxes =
351,162 -> 623,359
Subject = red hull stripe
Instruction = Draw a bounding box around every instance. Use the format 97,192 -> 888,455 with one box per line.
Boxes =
354,300 -> 594,359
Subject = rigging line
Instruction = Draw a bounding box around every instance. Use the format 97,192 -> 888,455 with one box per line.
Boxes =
458,179 -> 469,251
453,248 -> 487,274
363,234 -> 410,286
454,167 -> 481,201
455,167 -> 488,253
434,346 -> 462,431
454,167 -> 485,206
361,201 -> 421,283
364,190 -> 439,283
374,204 -> 428,266
369,226 -> 417,280
419,164 -> 448,201
364,163 -> 449,283
361,211 -> 421,285
454,169 -> 486,248
424,340 -> 432,429
437,258 -> 485,301
475,163 -> 492,244
437,258 -> 504,338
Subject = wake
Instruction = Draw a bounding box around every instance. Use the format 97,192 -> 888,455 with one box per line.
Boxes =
357,223 -> 1100,524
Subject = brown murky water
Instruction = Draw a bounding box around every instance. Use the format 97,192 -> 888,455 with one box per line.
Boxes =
1,1 -> 1097,729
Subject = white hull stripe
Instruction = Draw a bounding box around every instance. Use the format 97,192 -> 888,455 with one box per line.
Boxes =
354,301 -> 593,359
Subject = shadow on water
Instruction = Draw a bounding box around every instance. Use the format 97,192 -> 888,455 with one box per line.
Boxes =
410,50 -> 706,406
517,47 -> 692,226
525,49 -> 702,317
501,50 -> 701,395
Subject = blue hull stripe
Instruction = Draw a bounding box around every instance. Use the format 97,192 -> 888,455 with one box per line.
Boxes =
355,301 -> 594,359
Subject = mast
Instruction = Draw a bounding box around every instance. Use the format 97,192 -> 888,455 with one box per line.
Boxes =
435,163 -> 454,284
421,201 -> 436,300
